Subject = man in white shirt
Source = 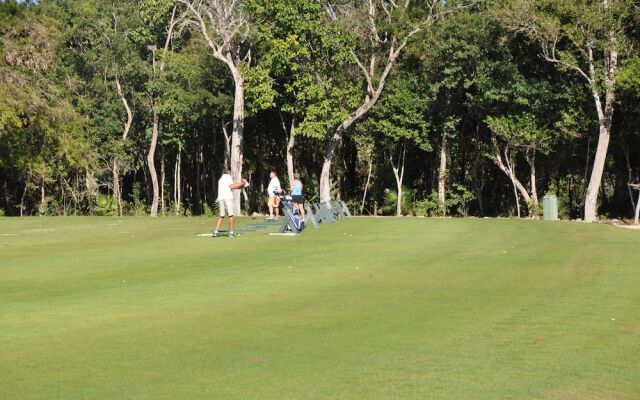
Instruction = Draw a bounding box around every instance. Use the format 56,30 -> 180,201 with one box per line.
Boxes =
213,169 -> 247,237
267,170 -> 281,220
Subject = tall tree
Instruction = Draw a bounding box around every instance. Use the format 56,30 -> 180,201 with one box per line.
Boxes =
0,2 -> 90,215
133,0 -> 178,216
365,73 -> 430,216
495,0 -> 635,221
318,0 -> 457,202
61,0 -> 144,216
175,0 -> 252,215
486,113 -> 557,217
247,0 -> 328,185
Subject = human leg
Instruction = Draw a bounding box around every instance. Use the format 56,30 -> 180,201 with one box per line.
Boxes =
213,200 -> 226,236
267,196 -> 275,218
229,216 -> 235,235
223,199 -> 235,237
214,216 -> 224,232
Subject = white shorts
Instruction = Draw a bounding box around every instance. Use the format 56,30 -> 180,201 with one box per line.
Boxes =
218,199 -> 234,217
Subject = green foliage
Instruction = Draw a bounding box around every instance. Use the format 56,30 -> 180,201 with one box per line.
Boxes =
618,56 -> 640,94
202,202 -> 220,218
382,186 -> 415,215
0,0 -> 639,218
411,185 -> 476,217
547,174 -> 586,219
413,193 -> 442,217
367,74 -> 432,151
447,184 -> 477,217
94,195 -> 118,216
128,182 -> 147,216
130,0 -> 173,45
486,113 -> 554,153
240,64 -> 277,113
247,0 -> 359,140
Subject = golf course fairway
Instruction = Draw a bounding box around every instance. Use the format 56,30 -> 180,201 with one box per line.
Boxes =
1,217 -> 639,399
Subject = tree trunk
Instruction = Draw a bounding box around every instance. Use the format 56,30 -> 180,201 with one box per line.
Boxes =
320,132 -> 342,203
221,120 -> 231,170
512,176 -> 521,218
148,110 -> 160,217
506,154 -> 523,218
177,152 -> 181,216
174,150 -> 181,216
286,133 -> 295,186
438,134 -> 448,215
112,160 -> 122,216
114,76 -> 132,217
319,40 -> 403,202
390,145 -> 406,217
287,119 -> 296,186
319,93 -> 384,202
224,62 -> 245,216
584,121 -> 612,222
472,154 -> 485,216
635,191 -> 640,225
85,169 -> 99,210
279,112 -> 297,185
19,180 -> 28,217
360,158 -> 373,215
622,146 -> 636,215
40,177 -> 46,215
525,150 -> 539,218
160,150 -> 166,216
147,7 -> 176,218
491,137 -> 534,217
583,26 -> 617,222
196,145 -> 202,215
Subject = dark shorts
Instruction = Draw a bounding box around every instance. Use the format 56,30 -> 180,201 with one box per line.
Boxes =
291,195 -> 304,204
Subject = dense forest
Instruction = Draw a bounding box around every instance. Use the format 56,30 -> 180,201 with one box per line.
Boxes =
1,0 -> 639,220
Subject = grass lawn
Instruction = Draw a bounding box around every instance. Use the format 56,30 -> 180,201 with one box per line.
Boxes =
1,217 -> 639,399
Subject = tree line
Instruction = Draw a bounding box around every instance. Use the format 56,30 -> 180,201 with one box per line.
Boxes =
1,0 -> 639,221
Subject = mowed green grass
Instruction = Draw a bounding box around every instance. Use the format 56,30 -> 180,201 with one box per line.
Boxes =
1,217 -> 639,399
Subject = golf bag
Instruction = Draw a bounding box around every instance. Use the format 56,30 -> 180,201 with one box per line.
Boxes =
276,191 -> 305,233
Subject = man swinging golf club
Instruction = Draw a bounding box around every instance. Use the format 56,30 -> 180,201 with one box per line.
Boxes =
213,168 -> 248,238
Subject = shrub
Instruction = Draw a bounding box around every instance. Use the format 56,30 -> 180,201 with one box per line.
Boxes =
203,202 -> 219,218
128,182 -> 147,216
344,199 -> 360,216
94,195 -> 117,216
447,184 -> 476,217
382,186 -> 415,215
412,185 -> 476,217
413,192 -> 441,217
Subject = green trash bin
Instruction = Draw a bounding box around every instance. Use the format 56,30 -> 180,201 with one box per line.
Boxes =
543,195 -> 559,221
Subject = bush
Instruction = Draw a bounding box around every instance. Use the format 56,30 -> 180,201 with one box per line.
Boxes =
94,195 -> 118,216
128,182 -> 147,216
411,185 -> 476,217
413,192 -> 441,217
203,202 -> 219,218
382,186 -> 415,215
547,174 -> 585,219
0,208 -> 5,216
344,199 -> 360,216
447,184 -> 476,217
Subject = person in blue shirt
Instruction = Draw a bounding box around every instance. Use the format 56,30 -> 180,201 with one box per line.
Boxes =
290,173 -> 305,219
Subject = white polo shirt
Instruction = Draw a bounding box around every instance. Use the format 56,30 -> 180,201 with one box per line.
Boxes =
217,174 -> 234,201
267,177 -> 281,196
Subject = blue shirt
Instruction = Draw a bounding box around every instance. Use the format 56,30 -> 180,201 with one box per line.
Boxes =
292,180 -> 303,196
